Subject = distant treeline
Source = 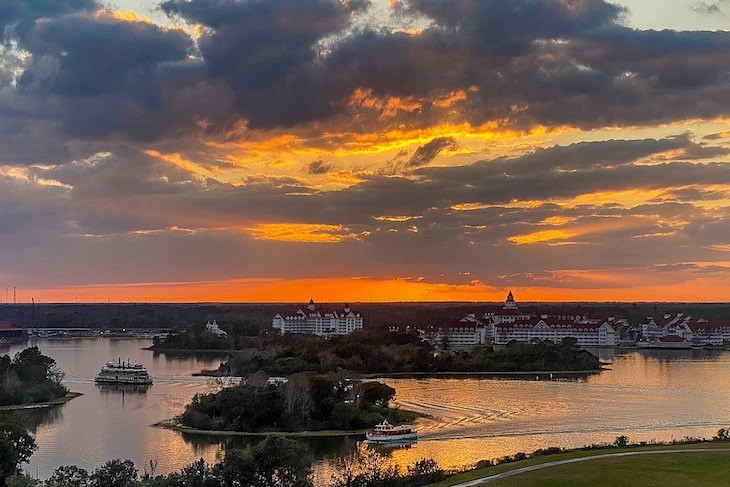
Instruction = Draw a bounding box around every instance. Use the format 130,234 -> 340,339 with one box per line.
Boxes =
0,347 -> 67,407
5,302 -> 730,331
157,329 -> 601,376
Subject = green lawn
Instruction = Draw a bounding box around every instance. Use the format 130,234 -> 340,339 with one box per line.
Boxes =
487,450 -> 730,486
428,443 -> 730,487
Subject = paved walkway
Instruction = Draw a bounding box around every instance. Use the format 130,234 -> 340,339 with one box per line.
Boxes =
449,448 -> 730,486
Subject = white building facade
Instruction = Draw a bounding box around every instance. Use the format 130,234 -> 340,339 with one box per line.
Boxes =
638,313 -> 730,346
272,299 -> 363,336
429,314 -> 488,350
488,292 -> 619,347
205,320 -> 227,337
494,316 -> 618,347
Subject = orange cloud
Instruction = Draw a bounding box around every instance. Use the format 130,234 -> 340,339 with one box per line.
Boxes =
96,9 -> 154,24
509,229 -> 575,245
144,149 -> 213,179
246,223 -> 360,243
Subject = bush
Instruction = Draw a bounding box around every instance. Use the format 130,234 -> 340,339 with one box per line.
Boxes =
614,435 -> 629,447
6,474 -> 40,487
89,460 -> 138,487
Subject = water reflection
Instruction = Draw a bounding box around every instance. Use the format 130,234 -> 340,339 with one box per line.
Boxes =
5,407 -> 66,433
4,339 -> 730,483
97,383 -> 152,394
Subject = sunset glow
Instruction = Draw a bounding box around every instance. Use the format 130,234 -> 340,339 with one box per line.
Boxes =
2,0 -> 730,303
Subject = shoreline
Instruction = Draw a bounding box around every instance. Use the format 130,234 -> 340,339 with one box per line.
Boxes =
0,392 -> 83,411
144,347 -> 232,353
152,418 -> 367,437
360,369 -> 603,379
189,368 -> 604,379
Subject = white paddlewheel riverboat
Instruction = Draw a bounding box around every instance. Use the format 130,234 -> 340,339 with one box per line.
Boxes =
365,420 -> 418,443
94,359 -> 153,385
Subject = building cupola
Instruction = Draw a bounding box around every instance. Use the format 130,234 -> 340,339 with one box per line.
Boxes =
307,298 -> 316,311
504,291 -> 518,310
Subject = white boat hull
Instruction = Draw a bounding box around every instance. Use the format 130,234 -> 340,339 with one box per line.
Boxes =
95,377 -> 153,385
637,341 -> 691,350
365,432 -> 418,442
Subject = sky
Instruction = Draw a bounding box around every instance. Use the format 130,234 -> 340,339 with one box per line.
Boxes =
2,0 -> 730,303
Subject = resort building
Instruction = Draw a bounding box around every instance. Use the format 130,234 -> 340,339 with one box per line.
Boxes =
483,291 -> 532,325
493,315 -> 619,347
638,314 -> 693,340
205,320 -> 227,337
272,299 -> 363,336
427,313 -> 488,350
688,320 -> 730,346
636,313 -> 730,347
487,292 -> 620,347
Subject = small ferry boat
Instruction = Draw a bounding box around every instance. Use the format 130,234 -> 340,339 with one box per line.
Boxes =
94,359 -> 153,385
365,420 -> 418,443
637,335 -> 692,350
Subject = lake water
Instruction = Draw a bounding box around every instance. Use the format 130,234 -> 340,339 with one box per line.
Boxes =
3,339 -> 730,484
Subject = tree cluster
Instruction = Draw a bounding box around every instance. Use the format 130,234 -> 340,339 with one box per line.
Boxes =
0,422 -> 36,487
0,348 -> 67,406
180,375 -> 412,433
204,331 -> 600,376
151,321 -> 261,351
4,437 -> 313,487
442,339 -> 601,372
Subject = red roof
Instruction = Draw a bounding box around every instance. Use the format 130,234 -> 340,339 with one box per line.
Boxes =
659,334 -> 689,343
439,319 -> 480,330
0,322 -> 20,331
495,316 -> 612,331
688,320 -> 730,331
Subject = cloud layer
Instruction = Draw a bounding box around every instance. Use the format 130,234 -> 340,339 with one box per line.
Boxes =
1,0 -> 730,301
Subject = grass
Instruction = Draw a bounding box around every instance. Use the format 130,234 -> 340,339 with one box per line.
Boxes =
487,450 -> 730,486
427,442 -> 730,487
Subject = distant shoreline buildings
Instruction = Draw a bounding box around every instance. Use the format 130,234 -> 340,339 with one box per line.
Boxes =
0,321 -> 25,344
205,320 -> 227,338
272,299 -> 363,336
427,292 -> 730,350
426,291 -> 622,350
273,293 -> 730,350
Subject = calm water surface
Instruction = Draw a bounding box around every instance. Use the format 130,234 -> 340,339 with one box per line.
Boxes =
3,339 -> 730,483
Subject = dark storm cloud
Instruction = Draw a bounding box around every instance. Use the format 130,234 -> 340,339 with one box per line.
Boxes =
690,1 -> 727,15
487,134 -> 721,175
19,12 -> 192,96
162,0 -> 370,128
304,159 -> 334,174
148,0 -> 730,133
6,0 -> 730,140
407,136 -> 457,167
0,0 -> 96,41
653,263 -> 700,272
4,7 -> 232,142
4,0 -> 730,290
